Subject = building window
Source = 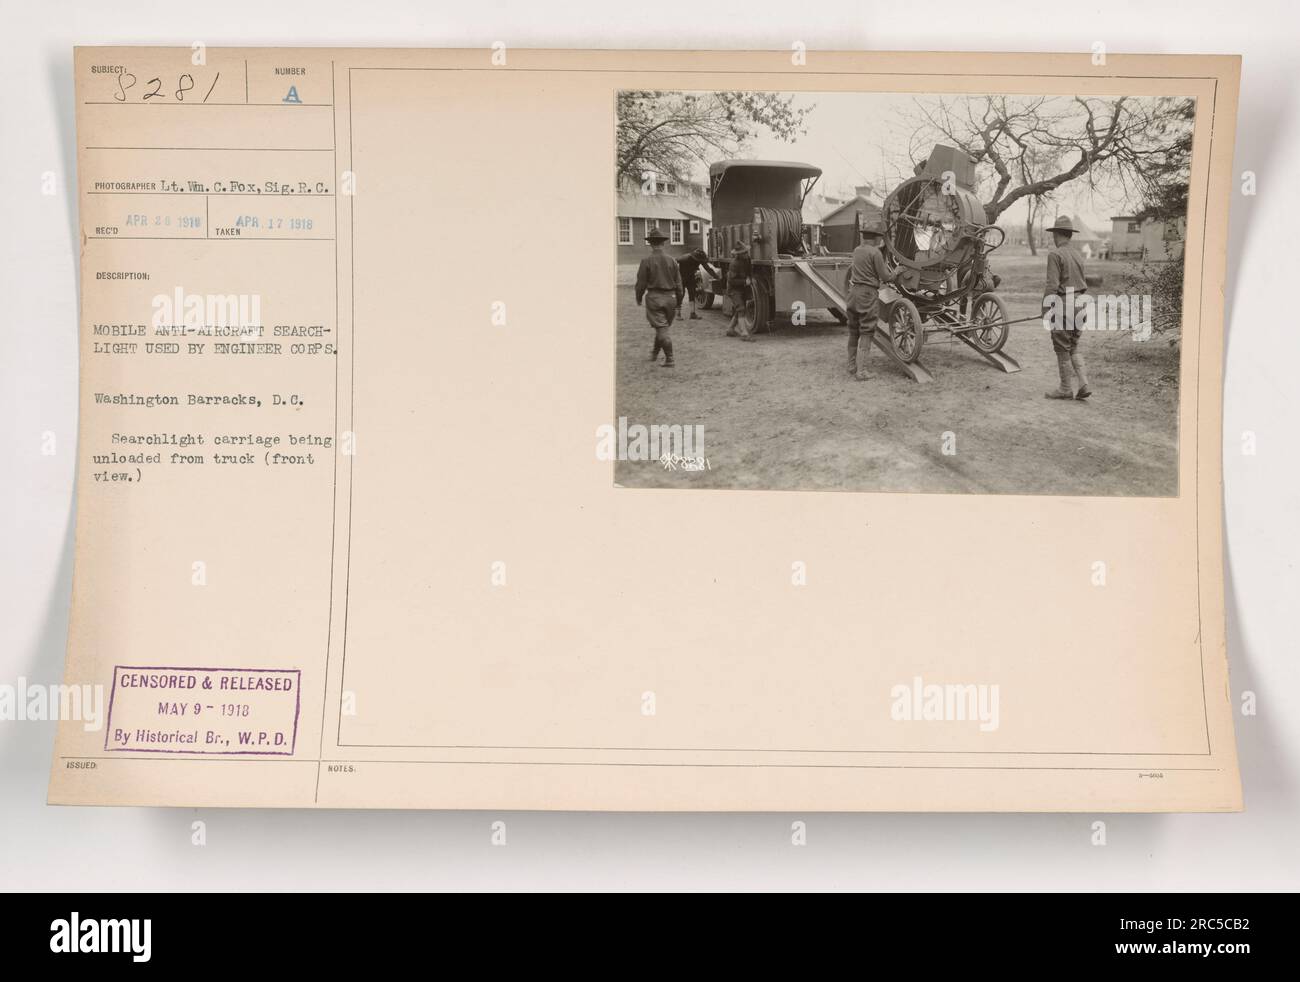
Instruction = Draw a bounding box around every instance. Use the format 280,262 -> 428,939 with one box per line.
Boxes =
654,180 -> 678,195
689,220 -> 700,234
617,217 -> 632,245
670,220 -> 684,245
1127,221 -> 1140,233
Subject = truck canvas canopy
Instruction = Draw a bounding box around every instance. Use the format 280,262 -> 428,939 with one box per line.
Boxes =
708,160 -> 822,227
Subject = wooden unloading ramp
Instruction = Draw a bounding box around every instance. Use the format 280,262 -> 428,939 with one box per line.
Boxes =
790,259 -> 1020,383
791,260 -> 933,383
953,332 -> 1022,374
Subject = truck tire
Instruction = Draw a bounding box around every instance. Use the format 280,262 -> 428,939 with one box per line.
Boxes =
744,278 -> 773,335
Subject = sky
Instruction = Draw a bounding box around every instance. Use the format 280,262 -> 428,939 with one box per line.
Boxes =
679,91 -> 1180,234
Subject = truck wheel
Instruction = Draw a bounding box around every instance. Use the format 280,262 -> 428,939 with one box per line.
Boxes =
888,297 -> 925,363
743,280 -> 773,335
969,293 -> 1009,354
699,291 -> 715,310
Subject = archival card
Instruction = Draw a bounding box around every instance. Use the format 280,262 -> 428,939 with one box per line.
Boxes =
48,47 -> 1241,810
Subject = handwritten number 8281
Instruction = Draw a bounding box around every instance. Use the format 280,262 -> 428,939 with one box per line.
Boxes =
113,72 -> 220,103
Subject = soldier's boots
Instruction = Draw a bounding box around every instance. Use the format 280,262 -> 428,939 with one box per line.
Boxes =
847,345 -> 858,376
1045,350 -> 1077,399
854,337 -> 874,381
660,340 -> 675,368
1072,353 -> 1092,400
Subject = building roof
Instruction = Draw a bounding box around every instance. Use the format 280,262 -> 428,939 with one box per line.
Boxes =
615,190 -> 709,223
819,194 -> 884,226
675,201 -> 712,223
801,195 -> 847,224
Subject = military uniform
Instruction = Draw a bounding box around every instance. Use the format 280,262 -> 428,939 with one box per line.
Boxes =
676,249 -> 719,319
846,227 -> 893,380
1045,241 -> 1088,351
1042,216 -> 1092,399
725,243 -> 754,340
635,229 -> 684,366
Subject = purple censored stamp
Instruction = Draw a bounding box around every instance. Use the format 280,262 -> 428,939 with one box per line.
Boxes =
103,666 -> 301,755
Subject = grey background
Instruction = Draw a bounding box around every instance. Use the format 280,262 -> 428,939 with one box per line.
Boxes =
2,0 -> 1295,890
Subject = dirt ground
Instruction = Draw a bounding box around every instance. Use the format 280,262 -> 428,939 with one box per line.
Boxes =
614,249 -> 1181,496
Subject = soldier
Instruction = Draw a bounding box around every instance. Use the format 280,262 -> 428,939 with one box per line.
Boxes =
676,248 -> 720,321
635,226 -> 684,367
1042,216 -> 1093,400
845,221 -> 894,381
724,242 -> 756,342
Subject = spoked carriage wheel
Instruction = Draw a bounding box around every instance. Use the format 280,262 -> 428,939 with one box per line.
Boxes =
743,279 -> 773,334
699,290 -> 715,310
888,297 -> 925,363
969,292 -> 1010,354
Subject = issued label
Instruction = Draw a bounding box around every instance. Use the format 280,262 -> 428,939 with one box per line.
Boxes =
104,666 -> 301,755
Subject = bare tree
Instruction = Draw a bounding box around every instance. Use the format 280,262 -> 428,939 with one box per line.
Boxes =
903,95 -> 1195,228
616,91 -> 811,188
1017,143 -> 1064,255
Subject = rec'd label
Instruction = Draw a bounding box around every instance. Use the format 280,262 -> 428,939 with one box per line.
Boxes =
104,666 -> 301,755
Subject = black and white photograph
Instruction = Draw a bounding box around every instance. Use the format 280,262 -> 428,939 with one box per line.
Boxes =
615,90 -> 1195,495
